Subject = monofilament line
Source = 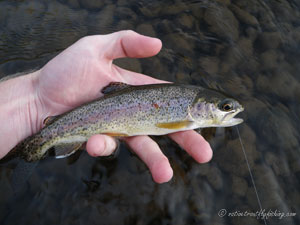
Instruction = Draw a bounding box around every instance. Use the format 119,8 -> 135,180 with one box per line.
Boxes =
236,126 -> 268,225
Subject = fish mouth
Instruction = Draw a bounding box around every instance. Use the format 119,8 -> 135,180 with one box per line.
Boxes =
223,117 -> 244,126
219,108 -> 244,127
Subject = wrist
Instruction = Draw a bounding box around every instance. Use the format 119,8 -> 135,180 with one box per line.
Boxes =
0,70 -> 43,157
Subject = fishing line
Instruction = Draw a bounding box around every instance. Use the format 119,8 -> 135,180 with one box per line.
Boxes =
235,126 -> 268,225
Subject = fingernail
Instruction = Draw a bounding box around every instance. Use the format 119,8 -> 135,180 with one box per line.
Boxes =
103,136 -> 117,156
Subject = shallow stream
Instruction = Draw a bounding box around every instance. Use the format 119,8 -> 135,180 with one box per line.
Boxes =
0,0 -> 299,224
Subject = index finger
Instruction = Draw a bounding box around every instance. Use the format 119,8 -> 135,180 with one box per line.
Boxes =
168,130 -> 213,163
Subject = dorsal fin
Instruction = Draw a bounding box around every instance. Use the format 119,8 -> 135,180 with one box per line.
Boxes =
101,82 -> 131,94
43,116 -> 58,126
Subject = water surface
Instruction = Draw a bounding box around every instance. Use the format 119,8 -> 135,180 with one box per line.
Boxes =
0,0 -> 299,225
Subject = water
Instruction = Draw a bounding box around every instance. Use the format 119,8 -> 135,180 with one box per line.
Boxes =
0,0 -> 299,224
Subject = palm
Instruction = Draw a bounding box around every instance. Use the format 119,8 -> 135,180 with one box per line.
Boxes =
38,37 -> 160,114
34,31 -> 212,183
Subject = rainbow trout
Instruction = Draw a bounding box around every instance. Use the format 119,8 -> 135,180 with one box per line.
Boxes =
10,82 -> 244,161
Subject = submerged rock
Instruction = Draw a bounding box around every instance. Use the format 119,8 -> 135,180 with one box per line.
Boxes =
177,13 -> 194,29
260,49 -> 278,70
66,0 -> 80,8
216,147 -> 254,177
89,5 -> 116,33
256,70 -> 298,100
231,175 -> 248,197
115,20 -> 134,31
245,164 -> 289,212
264,152 -> 290,176
115,7 -> 137,22
257,32 -> 282,50
206,166 -> 223,191
6,1 -> 46,33
139,3 -> 161,18
114,58 -> 142,73
215,0 -> 231,5
136,24 -> 156,37
259,12 -> 278,32
237,37 -> 253,58
204,5 -> 239,42
162,33 -> 195,55
199,56 -> 220,75
78,0 -> 104,10
246,27 -> 258,41
230,4 -> 259,26
231,215 -> 262,225
219,46 -> 242,73
255,107 -> 299,151
164,3 -> 189,16
190,6 -> 205,20
154,19 -> 175,35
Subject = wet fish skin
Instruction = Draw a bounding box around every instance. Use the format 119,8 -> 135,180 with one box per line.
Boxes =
11,83 -> 244,161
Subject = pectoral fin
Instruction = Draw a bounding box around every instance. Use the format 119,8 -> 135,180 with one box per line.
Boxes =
52,143 -> 83,159
103,132 -> 129,137
101,82 -> 131,94
156,121 -> 193,129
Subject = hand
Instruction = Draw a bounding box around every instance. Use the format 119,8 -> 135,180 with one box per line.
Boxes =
1,30 -> 212,183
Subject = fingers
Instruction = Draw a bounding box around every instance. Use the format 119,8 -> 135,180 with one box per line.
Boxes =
168,130 -> 213,163
125,136 -> 173,183
86,134 -> 173,183
86,131 -> 212,184
101,30 -> 162,60
86,134 -> 117,157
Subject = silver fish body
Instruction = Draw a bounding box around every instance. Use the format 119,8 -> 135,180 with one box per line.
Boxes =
11,83 -> 244,161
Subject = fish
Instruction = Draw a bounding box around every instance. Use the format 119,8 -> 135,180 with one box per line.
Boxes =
8,82 -> 244,162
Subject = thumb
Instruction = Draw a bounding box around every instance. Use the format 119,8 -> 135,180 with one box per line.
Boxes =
100,30 -> 162,60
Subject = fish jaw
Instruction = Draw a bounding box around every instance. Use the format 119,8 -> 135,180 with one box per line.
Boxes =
214,108 -> 244,127
215,117 -> 244,127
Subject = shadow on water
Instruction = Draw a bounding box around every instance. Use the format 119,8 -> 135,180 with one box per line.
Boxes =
0,0 -> 299,224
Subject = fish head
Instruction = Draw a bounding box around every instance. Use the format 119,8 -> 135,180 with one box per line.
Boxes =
189,91 -> 244,127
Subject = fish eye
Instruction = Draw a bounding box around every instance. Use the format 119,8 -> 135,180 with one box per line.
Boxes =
218,99 -> 234,112
222,103 -> 232,111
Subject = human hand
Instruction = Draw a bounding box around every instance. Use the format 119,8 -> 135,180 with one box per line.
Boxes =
2,30 -> 213,183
